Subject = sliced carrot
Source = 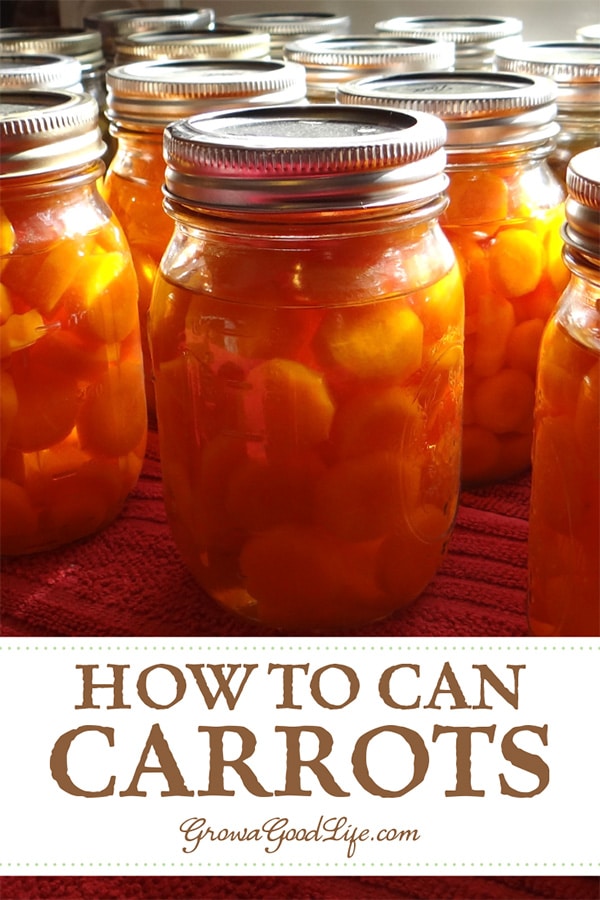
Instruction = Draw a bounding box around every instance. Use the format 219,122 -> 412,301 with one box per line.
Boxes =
489,228 -> 544,298
471,296 -> 515,379
314,451 -> 404,543
0,371 -> 18,455
505,318 -> 545,379
316,303 -> 423,381
0,309 -> 47,359
0,284 -> 13,323
530,414 -> 587,534
376,510 -> 446,605
472,368 -> 535,435
330,384 -> 425,460
64,250 -> 139,344
0,208 -> 16,273
226,454 -> 323,533
76,360 -> 147,458
247,357 -> 334,459
575,361 -> 599,471
445,171 -> 509,226
9,362 -> 80,453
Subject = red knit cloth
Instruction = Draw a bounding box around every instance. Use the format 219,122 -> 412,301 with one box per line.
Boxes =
2,431 -> 598,900
1,431 -> 530,639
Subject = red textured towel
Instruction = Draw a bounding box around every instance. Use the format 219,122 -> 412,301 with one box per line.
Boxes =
2,432 -> 597,900
0,431 -> 531,638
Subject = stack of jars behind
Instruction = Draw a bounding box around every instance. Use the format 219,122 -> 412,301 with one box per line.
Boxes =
493,39 -> 600,186
337,70 -> 569,485
374,15 -> 523,70
113,26 -> 270,66
0,26 -> 106,112
283,33 -> 455,101
0,90 -> 147,556
217,10 -> 352,60
83,6 -> 215,66
0,51 -> 83,91
103,57 -> 308,424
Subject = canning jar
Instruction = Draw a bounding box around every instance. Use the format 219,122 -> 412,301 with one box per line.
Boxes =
114,26 -> 270,66
83,6 -> 215,66
528,147 -> 600,637
374,15 -> 522,70
0,27 -> 106,112
283,34 -> 454,101
217,11 -> 351,59
0,90 -> 147,555
148,104 -> 464,632
338,71 -> 568,485
103,58 -> 307,424
493,40 -> 600,187
0,52 -> 83,91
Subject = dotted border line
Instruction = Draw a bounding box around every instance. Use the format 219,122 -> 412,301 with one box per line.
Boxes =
2,641 -> 597,873
1,862 -> 597,869
1,644 -> 598,652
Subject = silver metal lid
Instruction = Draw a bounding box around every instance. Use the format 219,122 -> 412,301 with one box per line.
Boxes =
576,23 -> 600,42
114,26 -> 270,65
493,40 -> 600,108
163,103 -> 448,212
375,15 -> 522,43
0,52 -> 83,91
0,27 -> 105,72
218,11 -> 351,57
283,34 -> 455,98
337,71 -> 559,150
564,147 -> 600,258
106,58 -> 306,127
0,89 -> 104,177
84,7 -> 215,62
375,15 -> 522,67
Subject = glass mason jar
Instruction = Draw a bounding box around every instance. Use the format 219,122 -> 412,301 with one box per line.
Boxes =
528,147 -> 600,637
493,40 -> 600,187
103,58 -> 307,425
0,27 -> 106,113
374,15 -> 523,70
338,71 -> 569,485
217,11 -> 351,59
83,6 -> 215,66
0,52 -> 83,91
113,26 -> 270,66
0,90 -> 147,556
283,34 -> 455,101
148,104 -> 465,633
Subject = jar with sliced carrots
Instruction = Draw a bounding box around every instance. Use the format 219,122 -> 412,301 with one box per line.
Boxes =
528,148 -> 600,637
338,71 -> 569,485
0,90 -> 146,555
103,58 -> 307,425
493,40 -> 600,188
149,104 -> 464,632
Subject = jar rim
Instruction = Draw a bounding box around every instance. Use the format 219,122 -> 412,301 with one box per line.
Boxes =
0,89 -> 104,177
106,58 -> 306,126
374,14 -> 523,43
336,71 -> 559,149
163,103 -> 448,213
